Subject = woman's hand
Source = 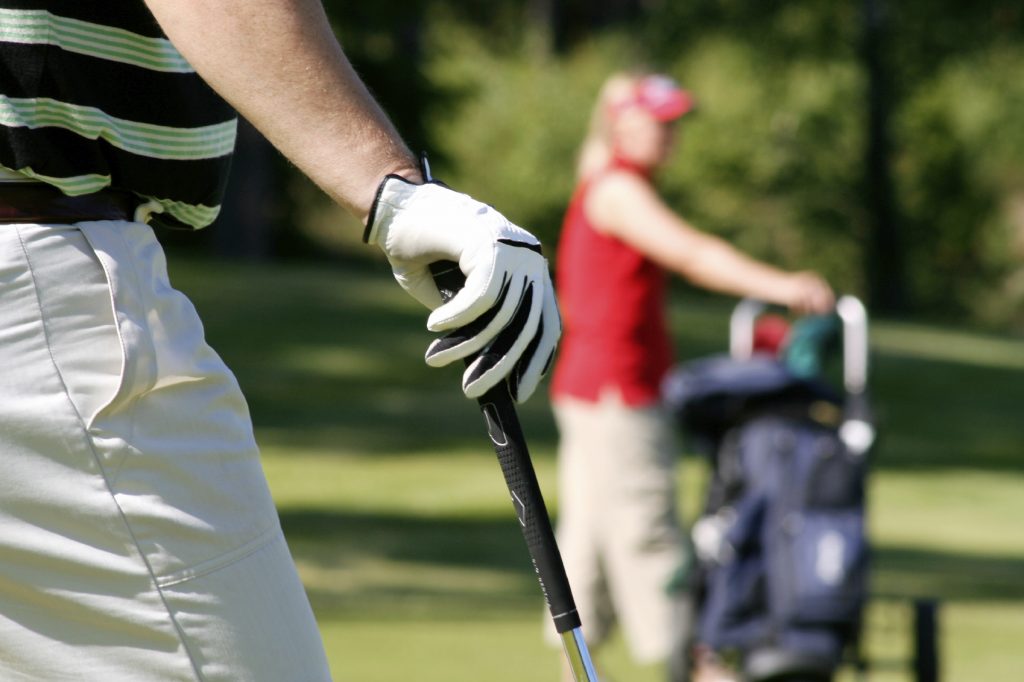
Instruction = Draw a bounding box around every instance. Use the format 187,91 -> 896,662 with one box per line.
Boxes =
783,271 -> 835,315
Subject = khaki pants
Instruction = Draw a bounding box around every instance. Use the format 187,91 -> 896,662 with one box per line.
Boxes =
549,390 -> 688,663
0,221 -> 330,680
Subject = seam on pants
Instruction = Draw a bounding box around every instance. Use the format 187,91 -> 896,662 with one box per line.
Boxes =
156,523 -> 281,588
15,224 -> 206,682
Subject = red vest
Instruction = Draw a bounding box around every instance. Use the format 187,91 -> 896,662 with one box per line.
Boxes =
550,167 -> 673,406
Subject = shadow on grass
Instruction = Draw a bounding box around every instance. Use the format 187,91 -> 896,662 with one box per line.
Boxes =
871,545 -> 1024,602
867,352 -> 1024,472
277,507 -> 1024,620
281,507 -> 534,571
279,507 -> 545,620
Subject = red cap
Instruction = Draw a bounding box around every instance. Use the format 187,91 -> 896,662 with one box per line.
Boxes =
612,75 -> 696,122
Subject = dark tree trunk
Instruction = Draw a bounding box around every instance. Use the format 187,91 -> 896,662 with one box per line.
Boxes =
863,0 -> 908,312
527,0 -> 645,54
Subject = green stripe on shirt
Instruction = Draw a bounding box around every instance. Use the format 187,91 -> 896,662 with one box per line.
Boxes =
0,95 -> 236,160
1,164 -> 222,229
142,195 -> 222,229
7,166 -> 112,195
0,8 -> 193,73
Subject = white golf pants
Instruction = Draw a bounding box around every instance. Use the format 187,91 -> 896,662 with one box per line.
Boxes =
0,220 -> 331,680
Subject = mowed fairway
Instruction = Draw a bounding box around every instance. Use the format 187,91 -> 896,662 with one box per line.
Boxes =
168,256 -> 1024,682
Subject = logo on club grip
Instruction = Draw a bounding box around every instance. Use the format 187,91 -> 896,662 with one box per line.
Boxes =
511,491 -> 527,527
482,403 -> 508,446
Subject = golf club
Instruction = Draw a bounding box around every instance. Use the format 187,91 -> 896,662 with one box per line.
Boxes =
430,259 -> 598,682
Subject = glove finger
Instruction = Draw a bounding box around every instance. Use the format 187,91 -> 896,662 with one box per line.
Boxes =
508,277 -> 561,404
426,245 -> 541,332
425,255 -> 501,331
394,267 -> 445,310
424,276 -> 508,364
424,273 -> 524,367
461,280 -> 542,399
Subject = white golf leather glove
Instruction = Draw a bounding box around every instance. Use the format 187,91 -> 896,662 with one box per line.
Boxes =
364,174 -> 560,403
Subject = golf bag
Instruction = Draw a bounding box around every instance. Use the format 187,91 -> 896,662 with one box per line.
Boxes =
664,297 -> 874,682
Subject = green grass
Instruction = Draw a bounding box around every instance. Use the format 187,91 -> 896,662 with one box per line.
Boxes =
167,255 -> 1024,681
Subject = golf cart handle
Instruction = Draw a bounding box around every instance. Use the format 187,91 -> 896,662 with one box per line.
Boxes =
729,295 -> 869,395
429,260 -> 582,634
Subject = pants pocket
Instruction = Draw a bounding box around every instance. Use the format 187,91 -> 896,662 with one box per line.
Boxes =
17,223 -> 127,431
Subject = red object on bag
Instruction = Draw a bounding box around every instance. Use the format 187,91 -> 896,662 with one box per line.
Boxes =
753,314 -> 791,356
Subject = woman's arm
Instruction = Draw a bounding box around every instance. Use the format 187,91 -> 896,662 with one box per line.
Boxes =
586,171 -> 834,313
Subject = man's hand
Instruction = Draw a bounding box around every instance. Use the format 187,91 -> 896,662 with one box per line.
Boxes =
365,176 -> 560,403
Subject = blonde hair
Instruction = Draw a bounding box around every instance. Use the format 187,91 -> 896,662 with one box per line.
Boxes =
575,71 -> 646,180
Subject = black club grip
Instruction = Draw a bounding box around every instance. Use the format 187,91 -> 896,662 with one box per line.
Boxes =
430,260 -> 580,633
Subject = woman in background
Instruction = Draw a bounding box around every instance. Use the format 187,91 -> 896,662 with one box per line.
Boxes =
548,72 -> 834,681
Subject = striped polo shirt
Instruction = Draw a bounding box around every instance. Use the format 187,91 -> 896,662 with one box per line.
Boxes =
0,2 -> 237,230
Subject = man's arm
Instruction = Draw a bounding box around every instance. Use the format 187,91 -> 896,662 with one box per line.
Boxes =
143,0 -> 420,222
143,0 -> 561,402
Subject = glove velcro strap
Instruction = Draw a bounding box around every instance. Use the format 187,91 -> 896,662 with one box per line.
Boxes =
363,173 -> 415,244
364,175 -> 456,245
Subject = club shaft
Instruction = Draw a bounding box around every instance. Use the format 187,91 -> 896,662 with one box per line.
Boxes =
562,627 -> 600,682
